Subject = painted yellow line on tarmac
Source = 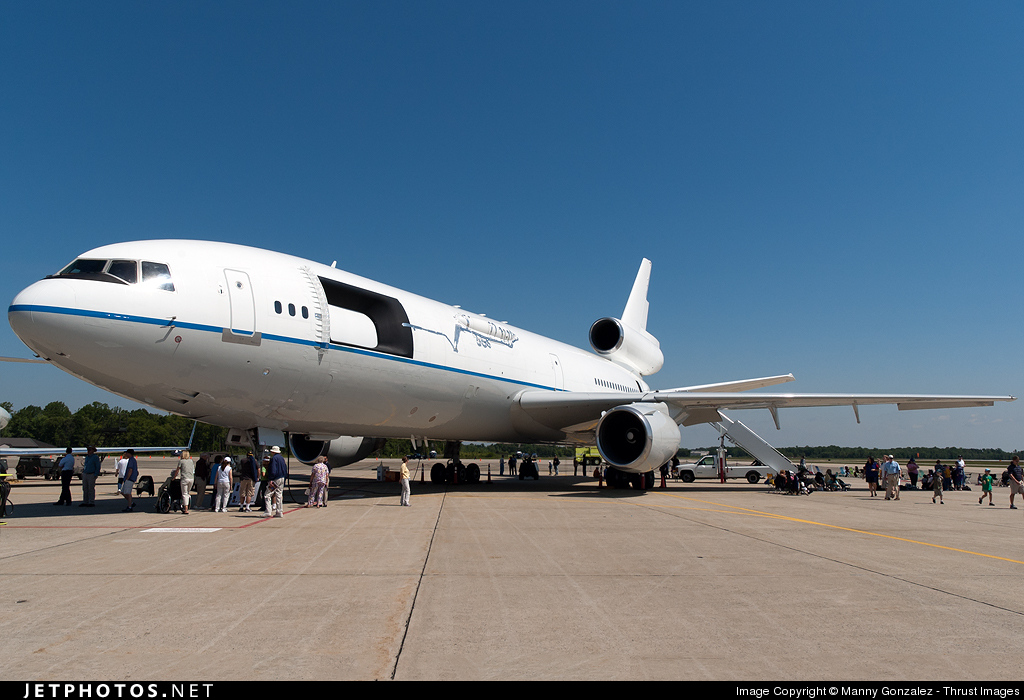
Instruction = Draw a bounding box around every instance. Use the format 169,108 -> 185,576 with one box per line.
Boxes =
647,493 -> 1024,565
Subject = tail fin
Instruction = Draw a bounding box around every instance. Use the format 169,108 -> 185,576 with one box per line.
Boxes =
621,258 -> 652,331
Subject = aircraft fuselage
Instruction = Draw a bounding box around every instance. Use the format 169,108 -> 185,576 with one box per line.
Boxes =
9,241 -> 647,444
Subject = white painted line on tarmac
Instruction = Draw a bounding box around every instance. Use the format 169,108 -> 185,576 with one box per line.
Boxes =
141,527 -> 222,533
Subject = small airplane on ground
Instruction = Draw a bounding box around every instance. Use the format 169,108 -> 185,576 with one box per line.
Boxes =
5,241 -> 1015,489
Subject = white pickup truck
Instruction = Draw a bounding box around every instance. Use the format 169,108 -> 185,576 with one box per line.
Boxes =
673,455 -> 777,484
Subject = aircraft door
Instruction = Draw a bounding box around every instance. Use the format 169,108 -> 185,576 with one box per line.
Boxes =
549,354 -> 564,390
223,269 -> 258,340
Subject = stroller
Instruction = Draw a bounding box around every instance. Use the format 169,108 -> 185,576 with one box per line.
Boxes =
156,475 -> 185,513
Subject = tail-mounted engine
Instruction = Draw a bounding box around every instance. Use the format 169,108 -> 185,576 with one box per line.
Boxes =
596,403 -> 679,474
589,317 -> 664,377
290,435 -> 385,469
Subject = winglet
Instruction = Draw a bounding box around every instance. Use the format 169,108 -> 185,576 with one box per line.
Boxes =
621,258 -> 652,331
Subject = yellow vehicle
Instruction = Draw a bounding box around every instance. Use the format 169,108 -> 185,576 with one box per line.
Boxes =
575,447 -> 602,467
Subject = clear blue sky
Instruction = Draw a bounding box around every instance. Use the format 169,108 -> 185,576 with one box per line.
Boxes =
2,1 -> 1021,450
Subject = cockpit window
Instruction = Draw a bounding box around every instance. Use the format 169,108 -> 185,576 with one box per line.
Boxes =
58,259 -> 108,276
141,261 -> 174,292
51,258 -> 173,291
107,260 -> 138,284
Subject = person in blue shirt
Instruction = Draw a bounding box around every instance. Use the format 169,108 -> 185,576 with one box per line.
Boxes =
120,449 -> 139,512
80,445 -> 101,507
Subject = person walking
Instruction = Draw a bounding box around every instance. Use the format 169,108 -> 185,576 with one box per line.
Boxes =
54,448 -> 75,506
882,455 -> 901,501
1007,455 -> 1023,510
932,464 -> 944,504
400,456 -> 411,506
979,468 -> 995,506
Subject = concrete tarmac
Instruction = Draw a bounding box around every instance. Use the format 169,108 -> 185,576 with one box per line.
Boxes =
1,458 -> 1022,681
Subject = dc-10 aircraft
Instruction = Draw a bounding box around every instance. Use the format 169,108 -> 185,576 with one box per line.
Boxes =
6,241 -> 1015,488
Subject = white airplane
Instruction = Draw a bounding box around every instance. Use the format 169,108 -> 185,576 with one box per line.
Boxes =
5,240 -> 1015,488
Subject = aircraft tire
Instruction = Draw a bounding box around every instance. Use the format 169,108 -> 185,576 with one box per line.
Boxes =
430,463 -> 445,484
466,463 -> 480,484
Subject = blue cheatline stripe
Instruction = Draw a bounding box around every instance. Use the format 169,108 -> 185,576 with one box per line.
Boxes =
9,303 -> 563,393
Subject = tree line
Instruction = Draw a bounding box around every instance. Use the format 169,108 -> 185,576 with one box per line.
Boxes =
2,401 -> 1014,463
0,401 -> 226,453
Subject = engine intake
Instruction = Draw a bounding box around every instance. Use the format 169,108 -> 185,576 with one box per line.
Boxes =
589,317 -> 664,376
596,403 -> 679,474
289,435 -> 385,469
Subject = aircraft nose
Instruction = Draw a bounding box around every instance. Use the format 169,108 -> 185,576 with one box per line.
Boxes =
8,278 -> 78,354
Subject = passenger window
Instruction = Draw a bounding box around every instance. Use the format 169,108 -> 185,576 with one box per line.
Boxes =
288,303 -> 296,316
141,261 -> 174,292
301,306 -> 309,319
107,260 -> 138,284
274,301 -> 282,314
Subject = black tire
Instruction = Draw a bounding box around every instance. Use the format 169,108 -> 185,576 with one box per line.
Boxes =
157,492 -> 170,514
466,463 -> 480,484
680,471 -> 695,483
746,471 -> 761,484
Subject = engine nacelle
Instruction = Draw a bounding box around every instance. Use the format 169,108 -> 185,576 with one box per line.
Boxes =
289,435 -> 385,469
589,317 -> 664,376
596,403 -> 679,474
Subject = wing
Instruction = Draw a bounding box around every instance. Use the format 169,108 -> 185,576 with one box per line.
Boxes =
0,445 -> 189,457
515,387 -> 1016,435
0,422 -> 197,457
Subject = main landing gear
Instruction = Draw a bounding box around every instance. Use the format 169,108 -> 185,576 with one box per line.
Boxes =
429,441 -> 482,485
604,466 -> 655,490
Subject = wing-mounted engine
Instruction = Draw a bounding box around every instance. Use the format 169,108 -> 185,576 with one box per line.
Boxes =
589,317 -> 664,376
595,403 -> 679,474
290,434 -> 385,469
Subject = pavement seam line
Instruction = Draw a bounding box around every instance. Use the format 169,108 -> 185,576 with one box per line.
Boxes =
390,489 -> 445,680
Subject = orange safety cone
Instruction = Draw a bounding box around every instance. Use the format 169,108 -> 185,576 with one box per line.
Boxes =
660,471 -> 667,489
595,467 -> 603,488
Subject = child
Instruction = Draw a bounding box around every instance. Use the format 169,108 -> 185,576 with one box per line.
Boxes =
979,468 -> 994,506
932,467 -> 944,504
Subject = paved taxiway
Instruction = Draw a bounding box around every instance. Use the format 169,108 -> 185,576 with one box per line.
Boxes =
1,457 -> 1022,681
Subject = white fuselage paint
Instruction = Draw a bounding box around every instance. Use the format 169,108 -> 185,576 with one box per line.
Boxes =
9,241 -> 648,443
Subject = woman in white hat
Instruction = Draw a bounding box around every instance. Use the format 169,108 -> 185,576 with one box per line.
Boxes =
214,456 -> 233,512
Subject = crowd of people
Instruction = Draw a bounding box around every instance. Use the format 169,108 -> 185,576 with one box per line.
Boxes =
778,453 -> 1024,507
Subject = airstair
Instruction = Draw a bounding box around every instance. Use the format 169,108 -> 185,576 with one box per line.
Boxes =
711,411 -> 795,474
